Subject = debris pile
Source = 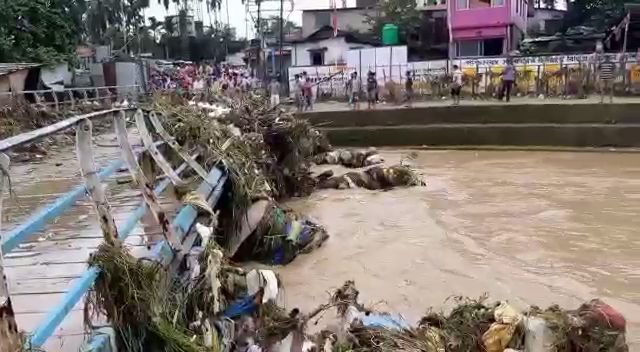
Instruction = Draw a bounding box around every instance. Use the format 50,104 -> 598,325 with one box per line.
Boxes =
317,164 -> 426,190
87,246 -> 630,352
150,92 -> 422,264
314,147 -> 384,168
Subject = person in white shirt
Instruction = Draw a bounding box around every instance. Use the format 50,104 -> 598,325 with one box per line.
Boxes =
450,65 -> 464,106
268,76 -> 281,107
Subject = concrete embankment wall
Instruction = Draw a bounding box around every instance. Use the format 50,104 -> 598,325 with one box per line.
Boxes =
301,103 -> 640,147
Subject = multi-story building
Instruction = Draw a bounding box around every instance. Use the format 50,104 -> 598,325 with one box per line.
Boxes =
448,0 -> 528,57
299,0 -> 450,60
298,0 -> 378,37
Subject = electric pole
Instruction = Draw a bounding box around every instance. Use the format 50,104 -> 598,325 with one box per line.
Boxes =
279,0 -> 284,79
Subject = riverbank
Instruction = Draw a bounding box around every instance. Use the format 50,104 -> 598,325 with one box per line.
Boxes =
300,99 -> 640,148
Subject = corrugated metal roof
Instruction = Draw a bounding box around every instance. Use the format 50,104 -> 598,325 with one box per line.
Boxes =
0,63 -> 41,76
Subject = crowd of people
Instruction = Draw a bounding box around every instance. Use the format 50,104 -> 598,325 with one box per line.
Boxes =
146,55 -> 622,112
343,70 -> 415,110
148,62 -> 262,96
292,71 -> 315,112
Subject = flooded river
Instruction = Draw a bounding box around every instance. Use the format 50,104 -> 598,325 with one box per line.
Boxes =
3,146 -> 640,349
280,149 -> 640,348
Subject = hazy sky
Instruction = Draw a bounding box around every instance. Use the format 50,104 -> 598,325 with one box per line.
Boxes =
145,0 -> 302,39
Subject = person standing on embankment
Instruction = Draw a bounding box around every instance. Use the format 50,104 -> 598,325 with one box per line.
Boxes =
268,76 -> 280,107
499,59 -> 516,102
451,65 -> 464,106
598,55 -> 617,104
366,71 -> 378,110
347,72 -> 361,110
404,71 -> 414,107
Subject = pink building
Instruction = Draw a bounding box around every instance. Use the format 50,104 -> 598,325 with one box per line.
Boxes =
449,0 -> 528,57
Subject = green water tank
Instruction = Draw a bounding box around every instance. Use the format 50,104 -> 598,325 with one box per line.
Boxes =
382,24 -> 399,45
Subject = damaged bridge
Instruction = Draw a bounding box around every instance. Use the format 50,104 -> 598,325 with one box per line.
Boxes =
0,108 -> 226,351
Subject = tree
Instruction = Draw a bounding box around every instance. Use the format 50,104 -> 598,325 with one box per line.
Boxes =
364,0 -> 421,43
258,15 -> 298,37
0,0 -> 83,64
563,0 -> 640,32
85,0 -> 149,47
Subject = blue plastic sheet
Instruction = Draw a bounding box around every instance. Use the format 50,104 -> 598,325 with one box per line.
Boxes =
362,314 -> 410,330
223,295 -> 258,319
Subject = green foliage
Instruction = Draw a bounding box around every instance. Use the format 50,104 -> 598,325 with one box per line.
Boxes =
257,15 -> 299,37
564,0 -> 640,32
364,0 -> 421,43
0,0 -> 84,64
85,0 -> 150,46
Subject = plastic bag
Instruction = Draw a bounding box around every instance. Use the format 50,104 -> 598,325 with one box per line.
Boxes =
523,316 -> 554,352
494,302 -> 522,325
578,299 -> 626,331
483,323 -> 516,352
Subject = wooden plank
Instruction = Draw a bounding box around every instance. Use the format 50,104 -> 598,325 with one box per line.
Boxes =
1,160 -> 124,254
5,263 -> 87,281
10,277 -> 76,296
148,111 -> 211,183
76,119 -> 119,244
0,109 -> 131,152
133,109 -> 185,185
0,152 -> 20,349
114,111 -> 182,251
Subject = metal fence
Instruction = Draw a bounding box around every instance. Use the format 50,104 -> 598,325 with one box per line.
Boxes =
0,85 -> 143,111
0,107 -> 226,351
291,60 -> 640,102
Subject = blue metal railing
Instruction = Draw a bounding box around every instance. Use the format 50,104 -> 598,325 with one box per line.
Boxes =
0,108 -> 227,351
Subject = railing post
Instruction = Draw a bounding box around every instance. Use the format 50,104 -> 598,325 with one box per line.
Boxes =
68,90 -> 76,110
82,90 -> 89,105
134,109 -> 185,185
52,91 -> 60,111
0,153 -> 20,350
76,119 -> 119,244
114,111 -> 182,251
148,112 -> 211,183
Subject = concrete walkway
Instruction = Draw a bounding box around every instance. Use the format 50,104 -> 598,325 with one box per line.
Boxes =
306,96 -> 640,112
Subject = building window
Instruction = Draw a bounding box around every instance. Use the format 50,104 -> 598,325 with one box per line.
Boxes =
457,0 -> 468,9
473,0 -> 490,8
492,0 -> 504,5
483,38 -> 504,55
314,12 -> 331,27
456,38 -> 504,57
457,40 -> 481,56
310,51 -> 324,65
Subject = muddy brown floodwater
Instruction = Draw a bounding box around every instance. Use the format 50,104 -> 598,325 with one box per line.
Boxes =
279,149 -> 640,349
